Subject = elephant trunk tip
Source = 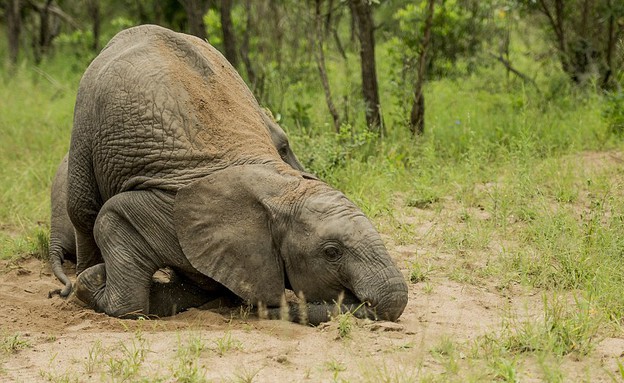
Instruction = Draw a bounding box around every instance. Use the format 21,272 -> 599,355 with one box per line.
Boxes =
359,278 -> 409,322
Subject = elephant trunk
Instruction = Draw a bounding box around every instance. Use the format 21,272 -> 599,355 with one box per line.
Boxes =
265,263 -> 408,325
265,302 -> 376,325
350,264 -> 409,322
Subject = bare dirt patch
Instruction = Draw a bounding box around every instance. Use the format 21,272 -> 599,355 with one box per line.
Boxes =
0,257 -> 620,381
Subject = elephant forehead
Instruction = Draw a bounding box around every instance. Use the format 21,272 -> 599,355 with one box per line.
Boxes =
298,197 -> 373,240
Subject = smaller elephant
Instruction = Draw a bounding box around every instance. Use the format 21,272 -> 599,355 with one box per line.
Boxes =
49,112 -> 307,301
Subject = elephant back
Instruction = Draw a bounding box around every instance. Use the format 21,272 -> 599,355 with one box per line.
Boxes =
70,25 -> 280,201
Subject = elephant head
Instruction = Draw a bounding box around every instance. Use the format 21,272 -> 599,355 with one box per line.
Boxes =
174,164 -> 408,322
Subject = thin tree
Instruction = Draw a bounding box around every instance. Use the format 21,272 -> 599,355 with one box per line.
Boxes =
220,0 -> 238,68
239,0 -> 258,92
349,0 -> 383,135
409,0 -> 435,135
6,0 -> 23,64
314,0 -> 341,132
86,0 -> 100,52
179,0 -> 209,40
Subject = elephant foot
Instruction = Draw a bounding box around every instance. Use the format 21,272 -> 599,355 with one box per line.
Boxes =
74,263 -> 107,309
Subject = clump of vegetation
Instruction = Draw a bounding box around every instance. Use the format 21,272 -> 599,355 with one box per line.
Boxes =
407,261 -> 430,284
212,331 -> 242,356
1,332 -> 30,354
172,333 -> 209,383
603,91 -> 624,135
335,312 -> 354,340
501,294 -> 601,357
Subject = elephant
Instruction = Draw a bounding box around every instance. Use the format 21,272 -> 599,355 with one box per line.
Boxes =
67,25 -> 408,324
49,108 -> 306,299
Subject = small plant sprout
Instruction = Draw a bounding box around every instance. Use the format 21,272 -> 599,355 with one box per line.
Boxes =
408,260 -> 430,283
212,331 -> 242,356
1,332 -> 31,354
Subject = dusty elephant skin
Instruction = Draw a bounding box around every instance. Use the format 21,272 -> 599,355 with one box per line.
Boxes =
67,25 -> 408,324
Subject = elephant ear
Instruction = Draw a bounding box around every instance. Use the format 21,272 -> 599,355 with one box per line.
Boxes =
174,165 -> 298,307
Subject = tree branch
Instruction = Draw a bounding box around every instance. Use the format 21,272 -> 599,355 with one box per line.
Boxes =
488,52 -> 540,92
26,0 -> 81,29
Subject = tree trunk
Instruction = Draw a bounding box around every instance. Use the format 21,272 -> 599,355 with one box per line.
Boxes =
179,0 -> 209,40
86,0 -> 100,52
240,0 -> 258,91
6,0 -> 22,64
314,0 -> 341,132
349,0 -> 383,135
220,0 -> 238,68
33,0 -> 53,64
602,0 -> 617,88
409,0 -> 435,135
537,0 -> 567,69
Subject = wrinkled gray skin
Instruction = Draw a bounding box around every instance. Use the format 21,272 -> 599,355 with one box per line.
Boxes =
67,25 -> 408,324
49,114 -> 305,299
49,155 -> 76,297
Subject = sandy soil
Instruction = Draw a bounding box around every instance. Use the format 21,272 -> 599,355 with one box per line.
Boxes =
1,181 -> 623,382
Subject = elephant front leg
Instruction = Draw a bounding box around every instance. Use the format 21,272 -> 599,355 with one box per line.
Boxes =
77,191 -> 172,317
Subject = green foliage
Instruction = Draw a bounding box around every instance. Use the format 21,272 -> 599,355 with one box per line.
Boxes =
502,294 -> 600,356
392,0 -> 510,74
172,334 -> 208,383
294,123 -> 378,183
0,63 -> 75,260
212,331 -> 242,356
518,0 -> 624,87
1,332 -> 31,354
603,90 -> 624,135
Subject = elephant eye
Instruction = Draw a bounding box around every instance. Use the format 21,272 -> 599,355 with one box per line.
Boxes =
323,245 -> 343,261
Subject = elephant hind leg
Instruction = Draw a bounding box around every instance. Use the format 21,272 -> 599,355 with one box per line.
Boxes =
78,191 -> 176,317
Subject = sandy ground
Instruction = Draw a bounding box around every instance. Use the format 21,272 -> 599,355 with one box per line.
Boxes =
1,186 -> 623,382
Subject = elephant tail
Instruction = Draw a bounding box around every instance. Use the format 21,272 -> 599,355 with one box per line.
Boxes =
48,245 -> 72,298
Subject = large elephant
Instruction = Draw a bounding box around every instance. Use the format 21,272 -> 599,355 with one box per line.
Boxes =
49,109 -> 306,299
67,25 -> 408,323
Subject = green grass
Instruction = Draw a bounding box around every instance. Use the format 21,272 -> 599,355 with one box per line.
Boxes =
0,332 -> 31,354
171,333 -> 209,383
0,62 -> 76,260
212,331 -> 242,356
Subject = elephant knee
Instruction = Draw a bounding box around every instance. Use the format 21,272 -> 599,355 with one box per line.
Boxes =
94,207 -> 124,246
